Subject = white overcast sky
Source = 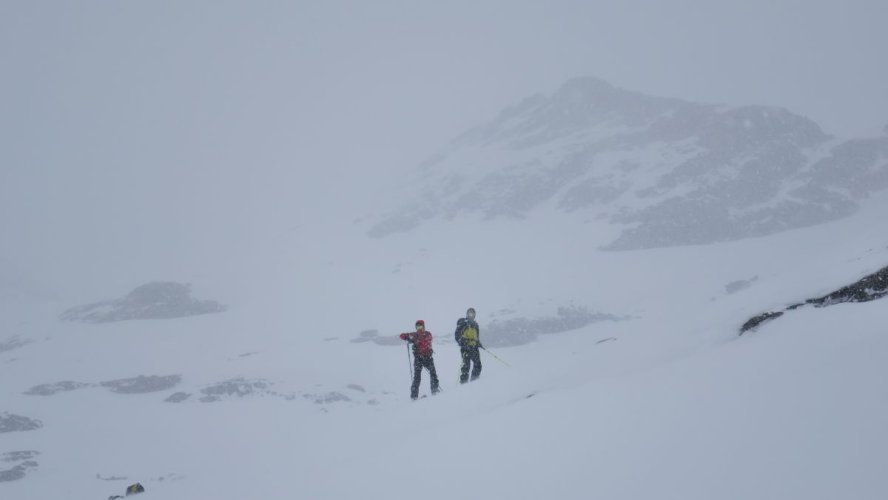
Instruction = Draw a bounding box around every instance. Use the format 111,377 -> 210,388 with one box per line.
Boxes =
1,0 -> 886,297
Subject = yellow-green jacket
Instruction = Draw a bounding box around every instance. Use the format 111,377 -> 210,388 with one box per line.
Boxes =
455,318 -> 481,349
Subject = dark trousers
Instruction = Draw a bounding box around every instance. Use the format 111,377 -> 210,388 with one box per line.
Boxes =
460,347 -> 482,383
411,355 -> 440,399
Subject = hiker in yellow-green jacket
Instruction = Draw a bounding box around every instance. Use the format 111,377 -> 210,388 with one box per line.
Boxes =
454,307 -> 482,383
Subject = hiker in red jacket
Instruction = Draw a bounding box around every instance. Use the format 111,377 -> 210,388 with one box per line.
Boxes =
400,320 -> 440,400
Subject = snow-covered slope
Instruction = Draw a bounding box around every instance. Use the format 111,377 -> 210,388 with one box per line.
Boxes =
3,76 -> 888,499
3,177 -> 888,499
369,78 -> 888,250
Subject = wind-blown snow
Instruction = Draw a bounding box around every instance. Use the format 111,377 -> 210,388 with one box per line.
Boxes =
4,2 -> 888,497
2,186 -> 888,499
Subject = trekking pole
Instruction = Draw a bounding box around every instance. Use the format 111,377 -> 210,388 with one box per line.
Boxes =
405,341 -> 413,378
480,346 -> 510,367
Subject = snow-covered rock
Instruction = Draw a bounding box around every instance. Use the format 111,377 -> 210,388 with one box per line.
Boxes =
60,282 -> 226,323
369,77 -> 888,250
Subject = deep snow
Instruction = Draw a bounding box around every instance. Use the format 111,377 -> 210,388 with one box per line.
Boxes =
2,190 -> 888,500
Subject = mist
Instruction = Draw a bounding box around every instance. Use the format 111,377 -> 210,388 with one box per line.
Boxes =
4,3 -> 888,498
2,0 -> 887,299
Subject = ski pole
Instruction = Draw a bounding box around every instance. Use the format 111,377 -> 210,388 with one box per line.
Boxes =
480,346 -> 510,367
405,341 -> 413,378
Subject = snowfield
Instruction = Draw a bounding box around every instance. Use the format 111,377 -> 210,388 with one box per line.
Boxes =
4,2 -> 888,498
2,191 -> 887,500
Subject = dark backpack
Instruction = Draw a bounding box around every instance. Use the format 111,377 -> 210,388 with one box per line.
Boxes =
456,319 -> 480,347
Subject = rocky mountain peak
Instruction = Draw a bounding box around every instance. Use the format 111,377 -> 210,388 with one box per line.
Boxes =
369,78 -> 888,249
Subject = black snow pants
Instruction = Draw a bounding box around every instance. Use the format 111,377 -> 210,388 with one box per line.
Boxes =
411,355 -> 440,399
459,347 -> 482,383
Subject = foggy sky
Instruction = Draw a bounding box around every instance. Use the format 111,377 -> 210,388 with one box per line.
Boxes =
2,0 -> 886,299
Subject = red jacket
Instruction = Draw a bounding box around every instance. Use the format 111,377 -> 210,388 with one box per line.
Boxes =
400,330 -> 434,358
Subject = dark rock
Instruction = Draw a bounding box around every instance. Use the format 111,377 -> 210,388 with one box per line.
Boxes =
100,375 -> 182,394
164,392 -> 191,403
1,451 -> 39,462
126,482 -> 145,495
60,282 -> 226,323
484,306 -> 628,347
740,311 -> 784,334
0,413 -> 43,433
740,265 -> 888,334
351,329 -> 406,346
23,380 -> 90,396
199,378 -> 270,402
0,461 -> 38,483
805,265 -> 888,306
97,473 -> 128,481
304,391 -> 351,404
725,277 -> 757,294
369,335 -> 405,346
0,335 -> 31,353
0,451 -> 39,483
350,329 -> 380,343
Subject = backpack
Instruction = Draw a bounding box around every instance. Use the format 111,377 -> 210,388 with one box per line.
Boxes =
460,323 -> 479,348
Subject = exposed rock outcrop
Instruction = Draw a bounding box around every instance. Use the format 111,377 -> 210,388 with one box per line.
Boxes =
198,378 -> 274,402
100,375 -> 182,394
0,335 -> 32,353
61,282 -> 226,323
0,451 -> 40,483
25,375 -> 181,396
740,265 -> 888,334
23,380 -> 90,396
0,413 -> 42,433
484,306 -> 628,347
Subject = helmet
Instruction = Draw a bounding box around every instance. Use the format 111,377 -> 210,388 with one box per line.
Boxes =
466,308 -> 476,319
415,320 -> 425,328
